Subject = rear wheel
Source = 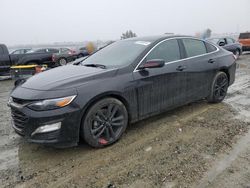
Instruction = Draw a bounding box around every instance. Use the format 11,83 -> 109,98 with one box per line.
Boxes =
207,72 -> 229,103
81,98 -> 128,148
58,58 -> 67,66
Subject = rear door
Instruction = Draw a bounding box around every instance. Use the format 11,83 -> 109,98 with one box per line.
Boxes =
0,46 -> 11,76
180,38 -> 218,102
133,39 -> 188,118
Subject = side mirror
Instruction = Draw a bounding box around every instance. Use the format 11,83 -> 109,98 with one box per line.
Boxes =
138,59 -> 165,70
219,41 -> 225,46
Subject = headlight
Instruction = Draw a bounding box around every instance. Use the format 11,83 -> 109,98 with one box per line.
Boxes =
27,95 -> 76,111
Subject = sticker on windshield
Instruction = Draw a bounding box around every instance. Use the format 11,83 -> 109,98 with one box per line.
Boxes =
135,41 -> 151,46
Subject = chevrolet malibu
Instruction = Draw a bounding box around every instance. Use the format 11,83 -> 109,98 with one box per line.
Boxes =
9,35 -> 236,148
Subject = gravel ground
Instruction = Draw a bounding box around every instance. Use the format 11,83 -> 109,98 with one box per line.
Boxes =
0,54 -> 250,188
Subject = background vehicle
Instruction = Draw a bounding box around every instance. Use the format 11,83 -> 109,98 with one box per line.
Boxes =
0,46 -> 62,76
0,44 -> 28,76
9,36 -> 236,148
11,48 -> 31,54
239,32 -> 250,51
52,48 -> 77,66
76,47 -> 89,58
207,37 -> 242,58
17,48 -> 60,67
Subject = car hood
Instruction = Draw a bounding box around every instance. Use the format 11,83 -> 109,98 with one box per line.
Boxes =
20,65 -> 118,91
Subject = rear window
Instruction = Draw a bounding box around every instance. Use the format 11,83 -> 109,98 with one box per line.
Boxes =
182,39 -> 207,57
239,33 -> 250,39
205,42 -> 217,53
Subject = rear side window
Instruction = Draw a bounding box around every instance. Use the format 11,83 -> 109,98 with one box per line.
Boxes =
146,39 -> 180,62
205,42 -> 217,53
182,39 -> 207,57
239,33 -> 250,39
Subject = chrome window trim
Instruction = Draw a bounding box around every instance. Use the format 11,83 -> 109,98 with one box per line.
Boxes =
133,37 -> 219,72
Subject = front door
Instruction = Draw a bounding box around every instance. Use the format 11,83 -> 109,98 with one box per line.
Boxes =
133,39 -> 188,118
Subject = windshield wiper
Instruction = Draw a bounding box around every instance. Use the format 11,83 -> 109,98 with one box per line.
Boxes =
83,64 -> 106,69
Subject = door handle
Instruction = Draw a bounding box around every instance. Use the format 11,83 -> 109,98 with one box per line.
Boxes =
176,65 -> 186,71
208,59 -> 215,63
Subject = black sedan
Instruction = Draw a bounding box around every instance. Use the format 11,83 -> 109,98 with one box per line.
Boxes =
9,35 -> 236,148
207,37 -> 242,59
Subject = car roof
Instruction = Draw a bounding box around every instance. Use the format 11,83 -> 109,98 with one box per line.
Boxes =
209,37 -> 233,39
125,35 -> 191,43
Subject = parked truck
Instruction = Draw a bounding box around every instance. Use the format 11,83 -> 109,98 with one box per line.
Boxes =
0,44 -> 59,76
0,44 -> 27,76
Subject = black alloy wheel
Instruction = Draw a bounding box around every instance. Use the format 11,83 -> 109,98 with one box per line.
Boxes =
207,72 -> 229,103
82,98 -> 128,148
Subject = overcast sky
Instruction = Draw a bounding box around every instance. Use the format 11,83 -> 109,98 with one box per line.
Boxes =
0,0 -> 249,46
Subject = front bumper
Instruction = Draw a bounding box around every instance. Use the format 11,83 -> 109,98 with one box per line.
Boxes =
10,103 -> 81,148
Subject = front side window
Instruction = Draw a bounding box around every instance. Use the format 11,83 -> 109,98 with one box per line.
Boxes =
146,39 -> 180,62
182,39 -> 207,57
47,49 -> 59,53
13,50 -> 21,54
35,49 -> 46,53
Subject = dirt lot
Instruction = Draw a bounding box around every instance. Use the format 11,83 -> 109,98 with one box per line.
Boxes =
0,54 -> 250,188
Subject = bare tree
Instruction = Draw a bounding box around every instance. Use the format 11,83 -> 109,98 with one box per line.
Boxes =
121,30 -> 137,39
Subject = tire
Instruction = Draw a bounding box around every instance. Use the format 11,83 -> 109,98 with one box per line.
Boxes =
58,58 -> 67,66
81,98 -> 128,148
207,72 -> 229,103
234,49 -> 240,59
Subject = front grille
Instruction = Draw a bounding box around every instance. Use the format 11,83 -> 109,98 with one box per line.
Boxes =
12,97 -> 32,105
11,108 -> 28,134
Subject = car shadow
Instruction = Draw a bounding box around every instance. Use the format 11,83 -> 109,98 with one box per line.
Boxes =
17,99 -> 210,154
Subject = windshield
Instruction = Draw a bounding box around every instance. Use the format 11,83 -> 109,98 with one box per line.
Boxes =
80,40 -> 150,68
239,33 -> 250,39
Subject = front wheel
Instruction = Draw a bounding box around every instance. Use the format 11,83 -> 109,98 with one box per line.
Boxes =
81,98 -> 128,148
207,72 -> 229,103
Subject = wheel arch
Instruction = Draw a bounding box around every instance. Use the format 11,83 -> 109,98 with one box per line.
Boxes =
218,67 -> 230,82
78,91 -> 131,138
